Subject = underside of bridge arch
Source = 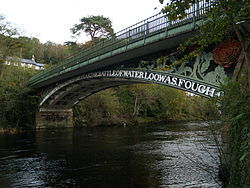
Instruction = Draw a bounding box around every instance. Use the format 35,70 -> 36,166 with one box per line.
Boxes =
36,69 -> 221,128
36,78 -> 146,128
40,78 -> 145,111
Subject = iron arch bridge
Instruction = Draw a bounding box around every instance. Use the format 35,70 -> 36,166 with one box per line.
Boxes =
39,68 -> 221,111
29,0 -> 234,127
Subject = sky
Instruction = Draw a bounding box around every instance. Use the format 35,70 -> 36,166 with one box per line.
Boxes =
0,0 -> 165,44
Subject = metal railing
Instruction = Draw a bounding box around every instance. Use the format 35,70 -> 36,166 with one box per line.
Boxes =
29,0 -> 213,86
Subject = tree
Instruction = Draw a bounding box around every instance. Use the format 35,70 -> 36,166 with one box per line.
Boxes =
0,14 -> 19,58
73,88 -> 123,126
0,65 -> 36,128
0,14 -> 18,37
159,0 -> 250,89
0,14 -> 20,75
71,15 -> 114,41
17,36 -> 41,59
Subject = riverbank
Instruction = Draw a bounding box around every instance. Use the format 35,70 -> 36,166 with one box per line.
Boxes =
0,128 -> 23,134
73,116 -> 209,128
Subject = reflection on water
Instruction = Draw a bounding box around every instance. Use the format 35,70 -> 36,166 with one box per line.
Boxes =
0,122 -> 221,187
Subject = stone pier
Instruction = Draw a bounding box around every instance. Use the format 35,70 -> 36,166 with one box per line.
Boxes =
36,109 -> 73,128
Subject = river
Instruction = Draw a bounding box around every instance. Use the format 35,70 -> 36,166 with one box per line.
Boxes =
0,122 -> 221,188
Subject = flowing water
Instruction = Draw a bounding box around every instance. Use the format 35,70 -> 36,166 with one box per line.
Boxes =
0,122 -> 221,188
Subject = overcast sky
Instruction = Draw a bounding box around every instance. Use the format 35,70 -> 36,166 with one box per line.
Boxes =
0,0 -> 165,44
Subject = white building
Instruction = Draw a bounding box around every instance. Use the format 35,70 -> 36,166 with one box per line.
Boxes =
5,57 -> 45,70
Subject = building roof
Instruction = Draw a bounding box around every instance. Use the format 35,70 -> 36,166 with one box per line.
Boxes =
6,57 -> 45,67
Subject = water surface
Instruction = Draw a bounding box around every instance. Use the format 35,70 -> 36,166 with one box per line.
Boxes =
0,122 -> 221,187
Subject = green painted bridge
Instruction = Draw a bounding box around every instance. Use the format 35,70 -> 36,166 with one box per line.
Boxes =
29,0 -> 232,127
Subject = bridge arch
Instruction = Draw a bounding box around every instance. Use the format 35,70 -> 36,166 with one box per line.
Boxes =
39,68 -> 221,111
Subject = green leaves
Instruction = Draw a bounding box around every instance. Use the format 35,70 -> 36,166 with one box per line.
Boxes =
216,77 -> 250,187
161,0 -> 191,21
160,0 -> 249,60
71,15 -> 114,41
73,83 -> 217,126
0,14 -> 19,37
159,0 -> 164,4
0,65 -> 37,128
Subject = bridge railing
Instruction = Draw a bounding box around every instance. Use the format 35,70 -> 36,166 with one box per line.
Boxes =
29,0 -> 214,86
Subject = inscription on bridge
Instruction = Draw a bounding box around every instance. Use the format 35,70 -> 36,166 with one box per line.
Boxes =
40,68 -> 221,108
76,70 -> 219,97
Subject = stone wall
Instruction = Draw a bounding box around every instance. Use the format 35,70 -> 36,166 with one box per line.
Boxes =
36,109 -> 73,128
